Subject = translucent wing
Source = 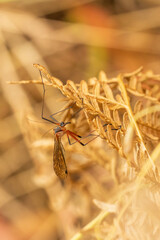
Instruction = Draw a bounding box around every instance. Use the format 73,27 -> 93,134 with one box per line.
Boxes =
53,135 -> 68,179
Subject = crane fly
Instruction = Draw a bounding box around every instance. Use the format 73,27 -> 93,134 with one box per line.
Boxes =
33,64 -> 121,179
34,64 -> 97,180
52,121 -> 85,179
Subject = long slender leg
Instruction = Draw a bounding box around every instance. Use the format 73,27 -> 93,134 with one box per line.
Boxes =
70,124 -> 121,146
66,130 -> 99,146
39,68 -> 83,124
69,129 -> 96,140
67,134 -> 75,145
66,131 -> 85,146
67,131 -> 99,146
102,123 -> 121,131
66,123 -> 121,146
83,124 -> 121,144
69,98 -> 84,120
103,123 -> 112,127
39,70 -> 58,125
49,102 -> 77,121
69,108 -> 82,120
72,123 -> 114,141
50,98 -> 83,121
81,135 -> 99,146
67,124 -> 106,146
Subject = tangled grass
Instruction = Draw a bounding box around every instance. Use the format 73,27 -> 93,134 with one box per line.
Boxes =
10,64 -> 160,240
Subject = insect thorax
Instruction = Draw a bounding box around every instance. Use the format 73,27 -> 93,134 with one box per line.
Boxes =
54,126 -> 62,133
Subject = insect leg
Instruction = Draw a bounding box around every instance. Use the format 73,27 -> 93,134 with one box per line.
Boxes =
49,102 -> 77,121
66,122 -> 121,146
102,123 -> 121,131
39,70 -> 58,125
66,131 -> 85,146
50,98 -> 84,122
69,98 -> 84,119
81,124 -> 121,145
66,130 -> 99,146
80,135 -> 99,146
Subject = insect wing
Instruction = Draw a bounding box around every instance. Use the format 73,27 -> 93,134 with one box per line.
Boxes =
53,135 -> 67,179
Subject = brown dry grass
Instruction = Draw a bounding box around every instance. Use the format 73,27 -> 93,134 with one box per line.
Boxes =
10,64 -> 160,240
1,1 -> 160,239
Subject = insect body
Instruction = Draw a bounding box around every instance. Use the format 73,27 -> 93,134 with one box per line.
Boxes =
53,124 -> 67,179
53,121 -> 86,179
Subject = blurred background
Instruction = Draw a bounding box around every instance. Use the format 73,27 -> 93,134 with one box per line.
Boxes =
0,0 -> 160,240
